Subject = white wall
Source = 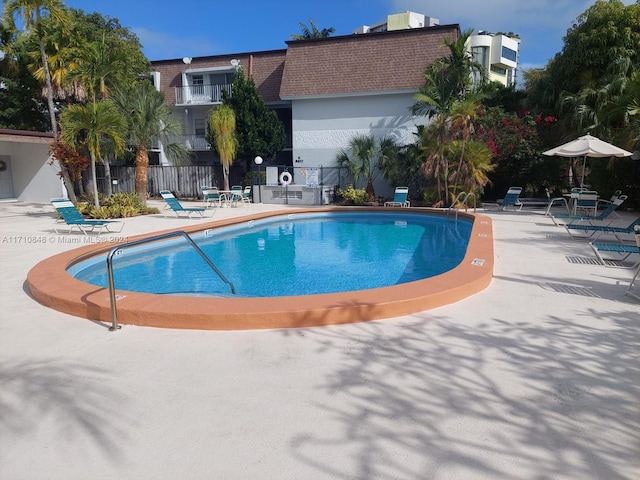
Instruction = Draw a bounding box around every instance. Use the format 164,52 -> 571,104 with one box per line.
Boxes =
0,141 -> 63,202
291,93 -> 427,195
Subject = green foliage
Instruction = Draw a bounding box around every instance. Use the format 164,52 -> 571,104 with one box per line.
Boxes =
76,192 -> 159,218
476,107 -> 562,197
222,68 -> 285,167
336,184 -> 368,205
291,18 -> 335,40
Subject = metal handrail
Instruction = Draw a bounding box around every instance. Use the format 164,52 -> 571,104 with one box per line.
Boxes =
447,192 -> 477,222
106,230 -> 235,331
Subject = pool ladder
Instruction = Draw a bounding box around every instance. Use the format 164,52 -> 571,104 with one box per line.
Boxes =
106,230 -> 235,331
447,191 -> 477,222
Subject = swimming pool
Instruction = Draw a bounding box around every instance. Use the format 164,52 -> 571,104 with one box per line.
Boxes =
69,212 -> 473,298
27,207 -> 494,330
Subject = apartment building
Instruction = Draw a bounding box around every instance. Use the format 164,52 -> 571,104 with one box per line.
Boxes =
150,21 -> 460,191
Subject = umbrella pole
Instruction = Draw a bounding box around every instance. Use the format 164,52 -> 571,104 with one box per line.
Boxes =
581,155 -> 587,188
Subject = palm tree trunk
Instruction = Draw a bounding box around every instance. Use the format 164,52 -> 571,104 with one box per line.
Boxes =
36,15 -> 77,203
90,154 -> 100,209
103,156 -> 113,197
135,146 -> 149,206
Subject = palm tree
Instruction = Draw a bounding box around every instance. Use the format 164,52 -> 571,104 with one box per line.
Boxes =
336,134 -> 397,200
418,114 -> 451,203
448,97 -> 482,195
208,104 -> 238,191
291,18 -> 335,40
66,36 -> 127,195
60,100 -> 126,209
112,82 -> 189,205
3,0 -> 77,202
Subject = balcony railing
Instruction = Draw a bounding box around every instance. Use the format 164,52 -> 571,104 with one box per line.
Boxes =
175,83 -> 232,105
184,135 -> 211,151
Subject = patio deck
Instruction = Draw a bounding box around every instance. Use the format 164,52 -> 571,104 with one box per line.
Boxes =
0,199 -> 638,480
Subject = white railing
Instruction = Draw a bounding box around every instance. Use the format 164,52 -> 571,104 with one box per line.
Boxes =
175,83 -> 232,105
184,135 -> 210,151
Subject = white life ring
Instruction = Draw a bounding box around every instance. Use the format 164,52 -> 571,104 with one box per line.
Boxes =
279,171 -> 292,186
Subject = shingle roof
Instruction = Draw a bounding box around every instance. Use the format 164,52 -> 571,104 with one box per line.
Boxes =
279,25 -> 460,99
150,25 -> 460,104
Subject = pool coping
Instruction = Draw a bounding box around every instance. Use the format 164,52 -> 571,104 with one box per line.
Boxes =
27,207 -> 494,330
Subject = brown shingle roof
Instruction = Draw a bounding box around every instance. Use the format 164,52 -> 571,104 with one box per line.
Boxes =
151,50 -> 286,104
280,25 -> 460,98
151,25 -> 459,104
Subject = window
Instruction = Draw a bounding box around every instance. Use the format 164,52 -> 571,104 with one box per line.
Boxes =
501,46 -> 517,62
491,65 -> 506,76
194,118 -> 206,137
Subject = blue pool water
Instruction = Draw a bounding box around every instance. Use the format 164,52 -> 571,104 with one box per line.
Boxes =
69,212 -> 472,297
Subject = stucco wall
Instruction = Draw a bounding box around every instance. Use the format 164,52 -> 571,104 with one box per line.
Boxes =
291,93 -> 428,195
0,141 -> 63,203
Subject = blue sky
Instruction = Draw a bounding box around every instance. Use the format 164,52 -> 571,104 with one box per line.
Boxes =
62,0 -> 634,73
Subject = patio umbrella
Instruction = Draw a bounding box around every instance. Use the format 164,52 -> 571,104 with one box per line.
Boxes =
543,134 -> 632,187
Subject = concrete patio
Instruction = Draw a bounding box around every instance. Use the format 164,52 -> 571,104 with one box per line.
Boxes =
1,199 -> 638,480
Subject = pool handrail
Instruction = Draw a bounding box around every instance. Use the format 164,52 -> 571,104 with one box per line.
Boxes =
106,230 -> 236,331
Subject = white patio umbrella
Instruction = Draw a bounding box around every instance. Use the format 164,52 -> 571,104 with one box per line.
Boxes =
543,134 -> 632,187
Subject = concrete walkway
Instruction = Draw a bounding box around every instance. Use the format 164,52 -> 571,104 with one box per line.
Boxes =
1,200 -> 638,480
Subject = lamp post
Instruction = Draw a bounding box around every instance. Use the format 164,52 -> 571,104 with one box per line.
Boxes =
254,156 -> 263,203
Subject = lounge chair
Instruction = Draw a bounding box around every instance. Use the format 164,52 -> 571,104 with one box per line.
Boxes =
51,199 -> 124,235
550,195 -> 627,226
494,186 -> 523,211
201,186 -> 224,208
384,187 -> 410,207
597,189 -> 622,210
625,226 -> 640,300
565,216 -> 640,241
160,190 -> 208,218
543,188 -> 570,216
589,240 -> 639,268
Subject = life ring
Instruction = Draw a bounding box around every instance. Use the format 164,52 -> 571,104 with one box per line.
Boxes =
0,160 -> 6,172
279,171 -> 292,186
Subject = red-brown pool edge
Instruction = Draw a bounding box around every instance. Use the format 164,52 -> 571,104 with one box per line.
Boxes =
27,207 -> 493,330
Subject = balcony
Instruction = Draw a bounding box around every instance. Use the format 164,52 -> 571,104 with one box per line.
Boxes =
184,135 -> 211,151
175,83 -> 232,105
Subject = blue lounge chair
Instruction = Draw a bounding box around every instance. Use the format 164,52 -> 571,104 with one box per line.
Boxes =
550,195 -> 627,226
565,216 -> 640,241
384,187 -> 410,207
160,190 -> 208,218
51,199 -> 124,235
494,187 -> 523,211
589,240 -> 639,268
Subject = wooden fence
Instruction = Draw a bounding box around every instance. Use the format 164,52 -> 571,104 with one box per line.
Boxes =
97,165 -> 245,199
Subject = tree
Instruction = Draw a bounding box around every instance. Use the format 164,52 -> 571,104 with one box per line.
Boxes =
291,18 -> 335,40
222,68 -> 285,167
335,134 -> 397,200
112,82 -> 189,205
3,0 -> 77,202
60,100 -> 126,209
0,22 -> 48,130
208,104 -> 238,191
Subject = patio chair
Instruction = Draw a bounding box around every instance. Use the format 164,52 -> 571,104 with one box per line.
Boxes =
201,186 -> 224,208
384,187 -> 410,207
589,240 -> 639,268
494,186 -> 523,211
51,199 -> 124,235
574,190 -> 599,217
565,216 -> 640,242
160,190 -> 208,218
240,186 -> 252,206
550,195 -> 627,226
228,185 -> 244,207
